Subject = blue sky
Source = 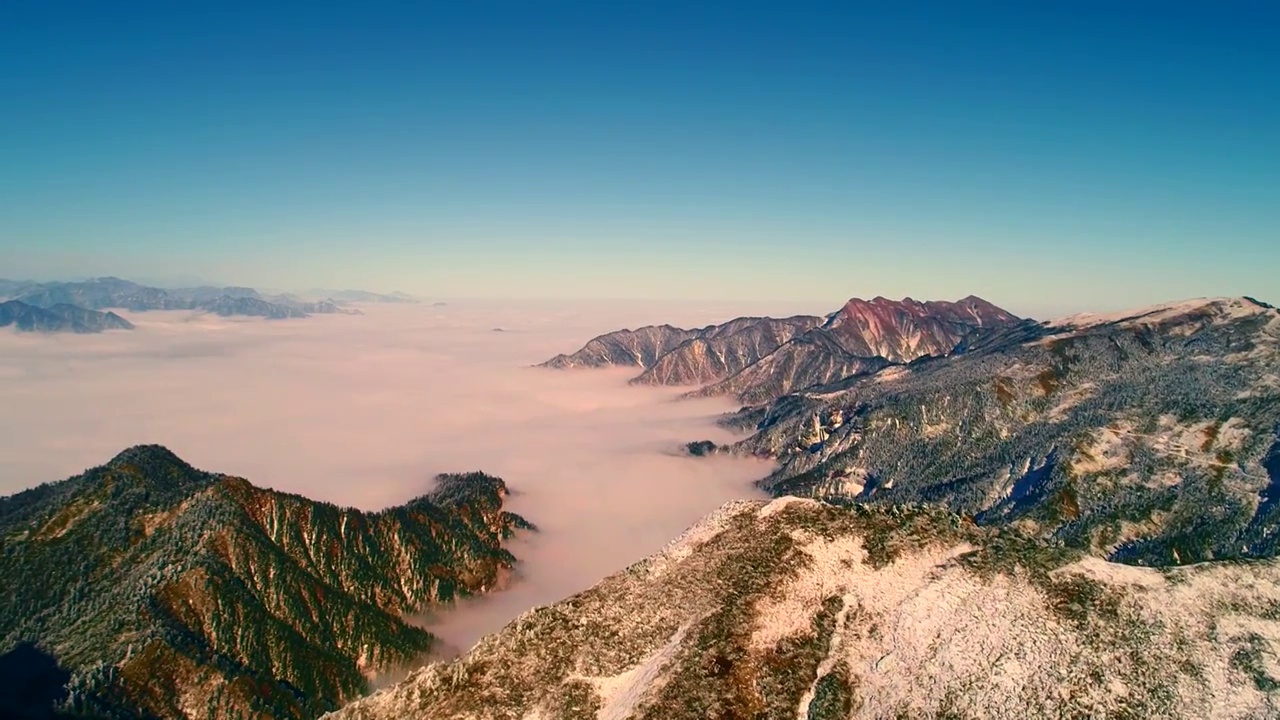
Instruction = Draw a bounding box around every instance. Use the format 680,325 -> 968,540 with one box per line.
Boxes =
1,2 -> 1277,315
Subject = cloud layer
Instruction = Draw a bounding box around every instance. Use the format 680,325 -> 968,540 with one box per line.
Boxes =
0,300 -> 787,653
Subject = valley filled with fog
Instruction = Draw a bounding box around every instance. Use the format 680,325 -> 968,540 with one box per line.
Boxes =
0,301 -> 803,652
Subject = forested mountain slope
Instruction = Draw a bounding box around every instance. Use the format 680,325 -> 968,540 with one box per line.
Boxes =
0,446 -> 530,719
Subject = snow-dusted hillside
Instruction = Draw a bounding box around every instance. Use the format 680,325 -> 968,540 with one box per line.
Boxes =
725,296 -> 1280,566
329,497 -> 1280,719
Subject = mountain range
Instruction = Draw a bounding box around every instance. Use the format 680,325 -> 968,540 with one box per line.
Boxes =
0,446 -> 530,719
332,496 -> 1280,719
305,290 -> 419,304
0,278 -> 372,324
707,296 -> 1280,568
544,295 -> 1280,569
0,300 -> 134,333
319,294 -> 1280,719
541,296 -> 1023,403
9,293 -> 1280,718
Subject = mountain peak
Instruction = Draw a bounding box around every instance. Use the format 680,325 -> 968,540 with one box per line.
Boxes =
103,445 -> 205,487
107,444 -> 188,468
831,295 -> 1019,328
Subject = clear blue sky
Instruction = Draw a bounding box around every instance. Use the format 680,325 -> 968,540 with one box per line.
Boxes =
1,1 -> 1276,315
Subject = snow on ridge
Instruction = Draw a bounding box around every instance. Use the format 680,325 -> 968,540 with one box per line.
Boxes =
575,621 -> 694,720
1048,297 -> 1266,331
757,495 -> 817,519
646,499 -> 761,576
750,529 -> 978,652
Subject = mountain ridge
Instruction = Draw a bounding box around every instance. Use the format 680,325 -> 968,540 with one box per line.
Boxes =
0,300 -> 134,333
330,496 -> 1280,719
540,295 -> 1024,402
0,277 -> 368,320
707,295 -> 1280,567
0,445 -> 531,719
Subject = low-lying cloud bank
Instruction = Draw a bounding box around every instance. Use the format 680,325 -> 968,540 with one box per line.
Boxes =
0,299 -> 801,653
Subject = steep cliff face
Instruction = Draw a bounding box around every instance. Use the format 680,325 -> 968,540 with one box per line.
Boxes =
0,446 -> 530,720
540,296 -> 1021,402
729,296 -> 1280,566
330,497 -> 1280,720
821,295 -> 1020,361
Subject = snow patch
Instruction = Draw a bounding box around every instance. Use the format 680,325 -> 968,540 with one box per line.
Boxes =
1071,424 -> 1132,476
750,531 -> 975,651
757,495 -> 815,519
1048,382 -> 1097,421
575,622 -> 693,720
872,366 -> 911,384
647,500 -> 759,577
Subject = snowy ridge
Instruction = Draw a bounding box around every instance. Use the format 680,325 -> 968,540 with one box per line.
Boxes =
1049,296 -> 1274,330
328,499 -> 1280,719
736,292 -> 1280,566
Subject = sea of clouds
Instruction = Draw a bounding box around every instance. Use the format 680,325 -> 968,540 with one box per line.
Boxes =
0,298 -> 818,655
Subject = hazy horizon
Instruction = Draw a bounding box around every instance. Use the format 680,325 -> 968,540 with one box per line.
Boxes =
5,272 -> 1271,322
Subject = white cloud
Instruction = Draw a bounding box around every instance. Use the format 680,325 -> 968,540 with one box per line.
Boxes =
0,300 -> 778,654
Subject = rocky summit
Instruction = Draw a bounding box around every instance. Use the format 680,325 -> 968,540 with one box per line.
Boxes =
330,497 -> 1280,720
0,446 -> 530,720
540,296 -> 1024,403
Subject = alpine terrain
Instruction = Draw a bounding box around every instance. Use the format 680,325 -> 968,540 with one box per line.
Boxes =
717,297 -> 1280,567
324,295 -> 1280,720
0,446 -> 531,720
541,296 -> 1023,403
331,496 -> 1280,719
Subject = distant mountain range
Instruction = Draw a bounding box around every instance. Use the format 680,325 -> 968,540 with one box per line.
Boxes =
0,300 -> 134,333
0,278 -> 434,332
306,289 -> 420,304
0,446 -> 531,719
333,496 -> 1280,719
542,296 -> 1023,403
0,277 -> 372,318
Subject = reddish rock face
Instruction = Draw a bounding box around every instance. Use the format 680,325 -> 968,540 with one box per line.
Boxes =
822,296 -> 1021,363
543,295 -> 1024,402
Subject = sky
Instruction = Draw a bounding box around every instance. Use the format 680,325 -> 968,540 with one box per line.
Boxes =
2,2 -> 1277,315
